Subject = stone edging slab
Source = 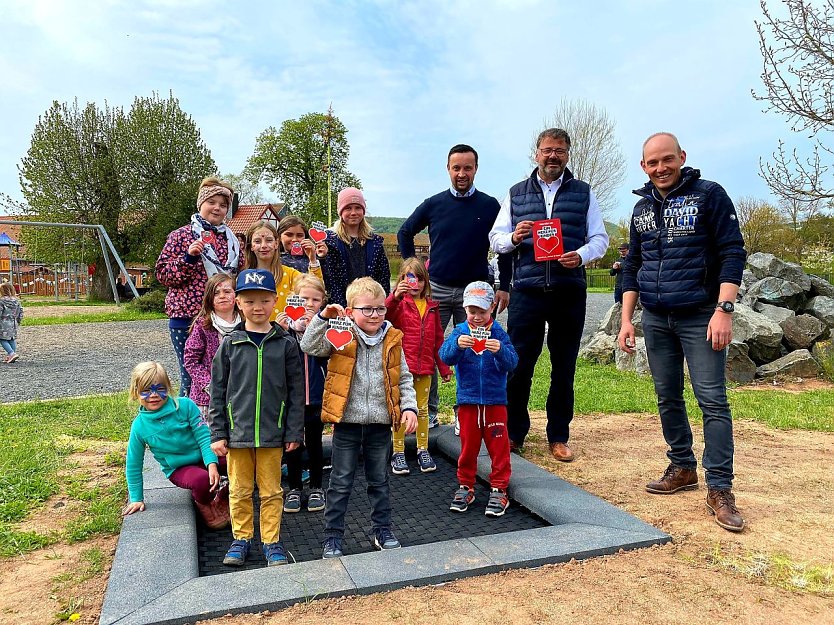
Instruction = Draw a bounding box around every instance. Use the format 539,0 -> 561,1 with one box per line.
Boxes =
100,426 -> 670,625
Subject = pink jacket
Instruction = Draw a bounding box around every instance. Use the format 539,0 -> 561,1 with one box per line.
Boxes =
183,321 -> 222,407
384,292 -> 451,378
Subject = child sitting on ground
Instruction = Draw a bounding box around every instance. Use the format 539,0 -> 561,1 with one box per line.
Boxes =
385,258 -> 452,475
123,361 -> 230,529
275,274 -> 329,514
0,282 -> 23,363
300,277 -> 418,558
209,269 -> 304,567
183,273 -> 240,421
439,281 -> 518,517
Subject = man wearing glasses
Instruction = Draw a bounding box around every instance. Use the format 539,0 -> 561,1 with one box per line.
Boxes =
489,128 -> 608,461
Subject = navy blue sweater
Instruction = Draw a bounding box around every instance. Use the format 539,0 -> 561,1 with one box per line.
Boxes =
439,320 -> 518,406
622,167 -> 746,312
398,190 -> 501,288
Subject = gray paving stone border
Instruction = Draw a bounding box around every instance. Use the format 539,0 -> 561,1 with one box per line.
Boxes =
100,426 -> 670,625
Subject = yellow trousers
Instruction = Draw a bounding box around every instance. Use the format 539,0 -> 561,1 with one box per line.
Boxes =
227,447 -> 284,544
393,374 -> 431,453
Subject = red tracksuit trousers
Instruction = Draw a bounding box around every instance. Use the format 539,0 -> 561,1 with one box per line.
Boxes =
457,404 -> 511,490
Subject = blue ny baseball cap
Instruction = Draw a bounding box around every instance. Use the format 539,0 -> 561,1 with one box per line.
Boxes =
235,269 -> 276,294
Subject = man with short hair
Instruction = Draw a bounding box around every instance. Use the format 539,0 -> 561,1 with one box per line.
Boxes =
610,243 -> 629,303
399,145 -> 509,427
618,132 -> 746,532
489,128 -> 609,461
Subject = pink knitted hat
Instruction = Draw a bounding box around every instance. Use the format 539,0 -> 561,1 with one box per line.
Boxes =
337,187 -> 366,216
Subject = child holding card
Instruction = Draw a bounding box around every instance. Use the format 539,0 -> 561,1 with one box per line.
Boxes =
300,277 -> 418,558
278,215 -> 329,273
439,281 -> 518,517
385,258 -> 452,475
276,274 -> 329,514
208,269 -> 305,567
183,273 -> 241,421
244,220 -> 323,317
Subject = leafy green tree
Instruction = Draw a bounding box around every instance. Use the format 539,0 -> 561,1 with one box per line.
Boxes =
8,94 -> 215,301
245,111 -> 360,225
220,172 -> 268,205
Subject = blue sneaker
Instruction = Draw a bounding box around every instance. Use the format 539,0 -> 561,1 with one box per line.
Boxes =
281,464 -> 288,477
417,449 -> 436,473
391,452 -> 410,475
302,468 -> 310,483
428,414 -> 439,429
263,541 -> 289,566
222,539 -> 251,567
372,527 -> 401,550
322,536 -> 343,559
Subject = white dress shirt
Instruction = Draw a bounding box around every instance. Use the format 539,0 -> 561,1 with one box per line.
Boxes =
489,172 -> 609,264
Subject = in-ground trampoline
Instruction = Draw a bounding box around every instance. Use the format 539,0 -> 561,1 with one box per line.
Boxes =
100,427 -> 669,625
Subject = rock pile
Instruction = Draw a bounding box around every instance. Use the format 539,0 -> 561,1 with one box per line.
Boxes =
580,252 -> 834,382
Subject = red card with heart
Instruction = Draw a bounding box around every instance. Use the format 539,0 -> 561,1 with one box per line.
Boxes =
309,221 -> 328,243
326,317 -> 354,351
200,230 -> 216,246
471,326 -> 490,355
284,295 -> 306,321
532,218 -> 564,262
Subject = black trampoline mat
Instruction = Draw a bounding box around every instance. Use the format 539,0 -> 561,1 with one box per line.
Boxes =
198,450 -> 550,575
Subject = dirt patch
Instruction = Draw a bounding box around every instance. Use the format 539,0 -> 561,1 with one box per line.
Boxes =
736,378 -> 834,393
5,413 -> 833,624
22,305 -> 120,319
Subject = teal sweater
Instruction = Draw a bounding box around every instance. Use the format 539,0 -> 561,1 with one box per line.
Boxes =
125,396 -> 218,503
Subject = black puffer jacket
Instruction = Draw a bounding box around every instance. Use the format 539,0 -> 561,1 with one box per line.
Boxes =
622,167 -> 746,311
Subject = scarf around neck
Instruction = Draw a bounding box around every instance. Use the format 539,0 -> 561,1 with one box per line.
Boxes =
190,213 -> 240,277
354,320 -> 390,347
211,312 -> 240,337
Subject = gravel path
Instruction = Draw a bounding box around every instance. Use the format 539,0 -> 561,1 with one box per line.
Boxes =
2,293 -> 614,404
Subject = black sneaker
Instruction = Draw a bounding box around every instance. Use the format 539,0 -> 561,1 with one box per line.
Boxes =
450,485 -> 475,512
372,527 -> 401,550
322,536 -> 343,559
284,488 -> 302,513
416,449 -> 436,473
485,488 -> 509,517
390,452 -> 410,475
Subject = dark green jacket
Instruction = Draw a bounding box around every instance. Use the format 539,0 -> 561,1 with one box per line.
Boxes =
208,322 -> 304,448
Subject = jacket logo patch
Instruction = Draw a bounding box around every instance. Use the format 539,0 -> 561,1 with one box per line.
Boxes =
633,208 -> 655,234
663,194 -> 700,237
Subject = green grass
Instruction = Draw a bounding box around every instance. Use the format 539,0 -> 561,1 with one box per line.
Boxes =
20,299 -> 105,307
0,394 -> 134,557
24,310 -> 166,325
440,349 -> 834,431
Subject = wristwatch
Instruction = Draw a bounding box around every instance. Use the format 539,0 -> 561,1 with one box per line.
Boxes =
716,301 -> 735,314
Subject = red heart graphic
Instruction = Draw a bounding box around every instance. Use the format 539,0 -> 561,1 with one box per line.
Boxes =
535,236 -> 561,254
471,339 -> 488,355
284,305 -> 306,321
325,328 -> 353,350
309,228 -> 327,243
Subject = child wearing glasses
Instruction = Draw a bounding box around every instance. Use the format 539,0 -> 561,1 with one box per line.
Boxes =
385,258 -> 452,475
300,277 -> 418,559
123,361 -> 230,530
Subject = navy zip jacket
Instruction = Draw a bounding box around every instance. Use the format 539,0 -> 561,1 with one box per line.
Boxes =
621,167 -> 746,312
439,320 -> 518,406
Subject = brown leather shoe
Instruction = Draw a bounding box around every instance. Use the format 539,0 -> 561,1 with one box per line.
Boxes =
549,442 -> 574,462
645,463 -> 698,494
706,489 -> 744,532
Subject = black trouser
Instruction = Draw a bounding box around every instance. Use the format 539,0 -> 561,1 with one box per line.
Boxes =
285,405 -> 325,490
506,285 -> 586,445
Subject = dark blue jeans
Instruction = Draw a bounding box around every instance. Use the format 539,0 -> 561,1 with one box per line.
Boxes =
506,285 -> 586,445
641,307 -> 735,490
324,423 -> 392,539
168,320 -> 192,397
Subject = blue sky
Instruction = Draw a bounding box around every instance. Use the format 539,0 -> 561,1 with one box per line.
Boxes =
0,0 -> 795,223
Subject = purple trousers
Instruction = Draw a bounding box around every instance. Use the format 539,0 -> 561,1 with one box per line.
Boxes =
169,456 -> 227,504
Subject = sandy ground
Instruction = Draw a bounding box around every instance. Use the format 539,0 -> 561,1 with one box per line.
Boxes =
2,411 -> 832,625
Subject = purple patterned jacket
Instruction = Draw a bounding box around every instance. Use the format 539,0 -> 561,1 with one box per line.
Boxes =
183,320 -> 223,407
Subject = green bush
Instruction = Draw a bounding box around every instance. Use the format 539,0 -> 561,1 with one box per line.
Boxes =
126,289 -> 167,314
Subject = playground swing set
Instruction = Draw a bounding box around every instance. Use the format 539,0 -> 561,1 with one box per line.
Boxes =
0,220 -> 139,304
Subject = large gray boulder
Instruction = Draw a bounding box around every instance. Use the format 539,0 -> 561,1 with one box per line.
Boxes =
615,336 -> 650,375
744,276 -> 807,310
597,303 -> 621,336
746,252 -> 812,292
737,269 -> 759,299
732,303 -> 784,364
809,274 -> 834,298
579,332 -> 617,365
754,302 -> 795,325
781,314 -> 829,350
725,341 -> 757,384
756,349 -> 822,378
805,295 -> 834,327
